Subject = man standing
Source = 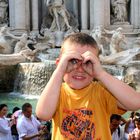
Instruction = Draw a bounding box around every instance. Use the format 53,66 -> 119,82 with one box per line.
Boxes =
17,103 -> 43,140
110,114 -> 125,140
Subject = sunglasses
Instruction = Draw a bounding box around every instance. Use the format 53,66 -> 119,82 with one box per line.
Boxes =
66,59 -> 93,76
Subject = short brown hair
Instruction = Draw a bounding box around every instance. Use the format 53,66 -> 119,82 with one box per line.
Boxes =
60,33 -> 98,55
62,32 -> 97,47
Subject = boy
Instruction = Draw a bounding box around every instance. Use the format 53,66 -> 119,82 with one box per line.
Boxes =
36,33 -> 140,140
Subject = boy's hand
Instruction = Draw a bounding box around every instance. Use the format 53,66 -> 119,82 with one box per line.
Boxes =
57,51 -> 82,73
81,51 -> 104,79
57,50 -> 105,79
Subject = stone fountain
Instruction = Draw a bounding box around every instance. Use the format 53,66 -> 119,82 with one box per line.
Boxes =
1,25 -> 140,95
90,26 -> 140,92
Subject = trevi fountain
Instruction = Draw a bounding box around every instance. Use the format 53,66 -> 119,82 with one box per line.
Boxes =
0,0 -> 140,112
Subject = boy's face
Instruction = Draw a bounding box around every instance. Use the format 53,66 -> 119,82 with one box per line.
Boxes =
61,41 -> 98,89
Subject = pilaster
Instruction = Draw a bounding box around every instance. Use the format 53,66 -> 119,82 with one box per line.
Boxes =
81,0 -> 88,30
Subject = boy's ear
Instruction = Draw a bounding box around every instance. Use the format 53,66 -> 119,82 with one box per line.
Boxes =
55,58 -> 60,65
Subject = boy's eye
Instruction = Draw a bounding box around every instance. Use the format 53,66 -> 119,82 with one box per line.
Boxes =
69,59 -> 79,64
85,60 -> 92,65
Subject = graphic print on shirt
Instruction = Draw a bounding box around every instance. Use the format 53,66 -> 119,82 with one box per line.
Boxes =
61,108 -> 95,140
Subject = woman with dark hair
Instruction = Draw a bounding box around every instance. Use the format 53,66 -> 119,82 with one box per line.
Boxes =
0,104 -> 13,140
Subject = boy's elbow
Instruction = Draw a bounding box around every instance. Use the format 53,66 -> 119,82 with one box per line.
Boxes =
35,109 -> 53,121
127,103 -> 140,111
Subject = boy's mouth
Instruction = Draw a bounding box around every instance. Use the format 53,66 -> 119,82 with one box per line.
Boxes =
72,74 -> 86,80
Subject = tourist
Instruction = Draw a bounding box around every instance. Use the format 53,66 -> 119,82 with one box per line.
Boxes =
17,103 -> 46,140
11,107 -> 22,140
124,111 -> 136,139
0,104 -> 13,140
128,113 -> 140,139
36,33 -> 140,139
110,114 -> 125,140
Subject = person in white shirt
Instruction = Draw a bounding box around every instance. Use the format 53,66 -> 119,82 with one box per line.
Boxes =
0,104 -> 13,140
128,114 -> 140,140
110,114 -> 125,140
17,103 -> 44,140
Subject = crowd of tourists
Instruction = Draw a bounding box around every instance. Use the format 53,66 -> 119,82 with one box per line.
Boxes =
110,112 -> 140,140
0,103 -> 51,140
0,103 -> 140,140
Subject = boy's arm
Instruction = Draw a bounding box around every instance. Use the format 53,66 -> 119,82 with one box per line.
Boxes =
82,51 -> 140,111
36,51 -> 82,120
35,62 -> 65,120
97,70 -> 140,111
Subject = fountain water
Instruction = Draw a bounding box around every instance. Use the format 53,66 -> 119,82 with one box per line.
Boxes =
14,62 -> 56,95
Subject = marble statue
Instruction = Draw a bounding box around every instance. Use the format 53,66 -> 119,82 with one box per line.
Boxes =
42,0 -> 78,46
123,67 -> 140,90
0,53 -> 26,66
0,30 -> 41,65
0,26 -> 22,54
45,0 -> 72,31
111,0 -> 129,23
0,0 -> 8,24
19,46 -> 39,62
99,47 -> 140,65
0,40 -> 39,66
14,33 -> 28,53
105,27 -> 126,54
37,28 -> 55,48
0,47 -> 39,66
90,26 -> 110,56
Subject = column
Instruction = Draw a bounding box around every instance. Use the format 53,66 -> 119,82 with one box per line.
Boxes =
14,0 -> 30,31
81,0 -> 88,30
9,0 -> 15,29
90,0 -> 94,29
31,0 -> 39,32
93,0 -> 105,28
104,0 -> 110,27
73,0 -> 78,18
131,0 -> 140,28
139,0 -> 140,28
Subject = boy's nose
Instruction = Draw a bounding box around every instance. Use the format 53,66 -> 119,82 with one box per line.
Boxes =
76,65 -> 84,72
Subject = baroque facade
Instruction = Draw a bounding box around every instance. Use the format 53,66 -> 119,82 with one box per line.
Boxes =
1,0 -> 140,93
5,0 -> 140,35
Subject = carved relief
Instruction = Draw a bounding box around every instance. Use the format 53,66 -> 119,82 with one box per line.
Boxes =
0,0 -> 8,24
110,0 -> 130,24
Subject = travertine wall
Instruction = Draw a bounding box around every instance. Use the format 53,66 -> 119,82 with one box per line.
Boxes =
7,0 -> 140,34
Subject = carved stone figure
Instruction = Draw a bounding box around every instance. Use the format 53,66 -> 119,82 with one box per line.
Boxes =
0,0 -> 8,24
14,33 -> 28,53
111,0 -> 129,23
123,67 -> 140,90
90,26 -> 110,56
45,0 -> 72,31
0,39 -> 40,66
37,28 -> 55,48
0,26 -> 20,54
105,27 -> 126,54
0,47 -> 39,66
99,47 -> 140,65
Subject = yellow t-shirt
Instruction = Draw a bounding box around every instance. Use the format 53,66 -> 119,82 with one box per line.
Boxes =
52,81 -> 119,140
